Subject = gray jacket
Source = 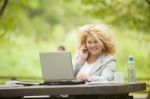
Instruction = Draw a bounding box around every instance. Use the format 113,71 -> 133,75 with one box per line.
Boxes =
73,54 -> 116,82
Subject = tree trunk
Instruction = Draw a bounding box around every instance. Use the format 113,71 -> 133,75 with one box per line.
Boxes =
0,0 -> 9,18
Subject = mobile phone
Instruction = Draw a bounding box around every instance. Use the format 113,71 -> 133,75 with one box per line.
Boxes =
82,45 -> 88,53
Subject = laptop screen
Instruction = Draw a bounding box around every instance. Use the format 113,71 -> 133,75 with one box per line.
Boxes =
39,52 -> 75,82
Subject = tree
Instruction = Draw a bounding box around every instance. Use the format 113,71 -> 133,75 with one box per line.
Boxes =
80,0 -> 150,32
0,0 -> 8,18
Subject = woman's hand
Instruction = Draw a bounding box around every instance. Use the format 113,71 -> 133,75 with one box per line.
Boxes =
76,74 -> 90,81
80,45 -> 89,59
76,45 -> 89,66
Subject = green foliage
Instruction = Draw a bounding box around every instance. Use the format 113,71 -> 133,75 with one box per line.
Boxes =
81,0 -> 150,31
113,28 -> 150,77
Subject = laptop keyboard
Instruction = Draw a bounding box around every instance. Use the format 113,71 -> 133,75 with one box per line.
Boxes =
41,80 -> 85,85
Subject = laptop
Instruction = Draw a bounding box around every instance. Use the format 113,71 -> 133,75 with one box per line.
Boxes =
39,51 -> 85,85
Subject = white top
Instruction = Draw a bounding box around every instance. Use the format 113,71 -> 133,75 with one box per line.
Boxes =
76,55 -> 103,77
77,61 -> 94,77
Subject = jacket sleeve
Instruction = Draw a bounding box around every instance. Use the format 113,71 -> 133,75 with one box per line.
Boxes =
88,60 -> 116,82
72,51 -> 83,77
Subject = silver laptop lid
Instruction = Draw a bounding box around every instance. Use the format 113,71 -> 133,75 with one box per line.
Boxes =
39,51 -> 74,82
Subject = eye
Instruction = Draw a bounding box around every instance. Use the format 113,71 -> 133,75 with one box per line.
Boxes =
94,40 -> 98,43
87,41 -> 91,44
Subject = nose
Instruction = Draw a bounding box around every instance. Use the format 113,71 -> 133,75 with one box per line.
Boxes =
91,43 -> 95,47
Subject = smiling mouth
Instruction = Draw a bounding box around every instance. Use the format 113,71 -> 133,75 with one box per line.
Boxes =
91,48 -> 97,51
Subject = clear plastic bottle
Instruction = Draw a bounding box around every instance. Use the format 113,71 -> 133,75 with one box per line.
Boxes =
127,55 -> 136,82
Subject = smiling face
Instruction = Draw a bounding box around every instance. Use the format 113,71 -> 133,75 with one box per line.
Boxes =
86,35 -> 104,56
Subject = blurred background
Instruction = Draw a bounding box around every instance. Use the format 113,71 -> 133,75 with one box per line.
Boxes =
0,0 -> 149,85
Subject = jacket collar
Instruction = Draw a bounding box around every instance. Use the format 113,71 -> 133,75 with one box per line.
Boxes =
89,54 -> 105,75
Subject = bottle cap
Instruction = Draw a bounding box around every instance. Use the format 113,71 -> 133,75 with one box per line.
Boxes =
129,55 -> 134,61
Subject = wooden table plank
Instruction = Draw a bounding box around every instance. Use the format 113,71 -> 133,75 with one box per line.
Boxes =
0,82 -> 146,98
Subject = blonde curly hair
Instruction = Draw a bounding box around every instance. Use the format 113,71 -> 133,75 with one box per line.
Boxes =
78,24 -> 116,55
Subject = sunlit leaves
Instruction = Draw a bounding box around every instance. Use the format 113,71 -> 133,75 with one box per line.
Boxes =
81,0 -> 150,31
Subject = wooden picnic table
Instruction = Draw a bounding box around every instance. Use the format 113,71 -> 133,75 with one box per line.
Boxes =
0,82 -> 146,99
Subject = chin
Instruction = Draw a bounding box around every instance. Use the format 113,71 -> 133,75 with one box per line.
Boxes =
90,51 -> 99,55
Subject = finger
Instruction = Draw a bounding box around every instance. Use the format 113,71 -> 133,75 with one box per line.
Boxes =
77,74 -> 84,80
78,74 -> 87,81
81,74 -> 90,81
83,45 -> 87,48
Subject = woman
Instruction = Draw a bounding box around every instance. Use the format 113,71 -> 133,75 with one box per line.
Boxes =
73,24 -> 116,82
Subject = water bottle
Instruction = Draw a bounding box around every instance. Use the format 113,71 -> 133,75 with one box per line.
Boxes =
127,55 -> 136,82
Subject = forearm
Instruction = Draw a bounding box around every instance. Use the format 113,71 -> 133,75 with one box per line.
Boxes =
76,57 -> 86,66
73,60 -> 84,77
